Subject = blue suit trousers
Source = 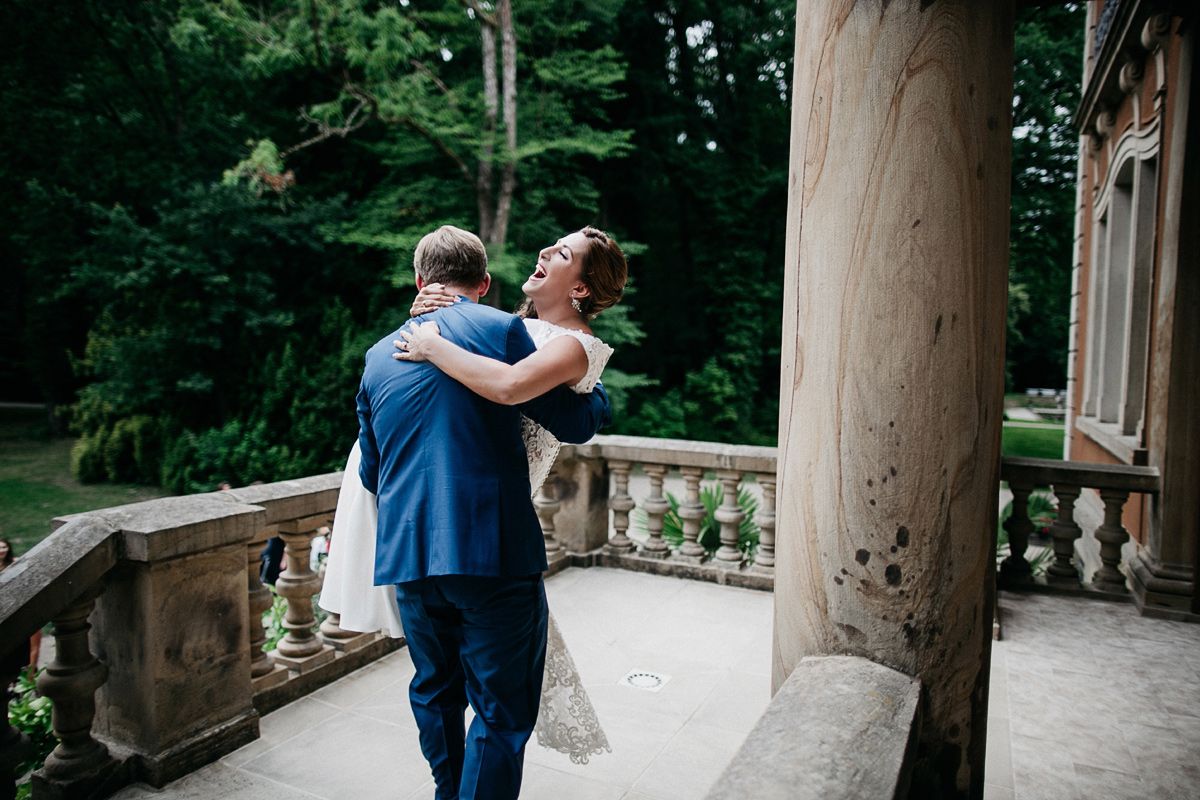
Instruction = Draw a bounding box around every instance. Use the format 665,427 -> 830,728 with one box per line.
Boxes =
395,575 -> 548,800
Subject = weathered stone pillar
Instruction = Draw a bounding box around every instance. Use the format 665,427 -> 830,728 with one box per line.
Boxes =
546,445 -> 611,554
62,496 -> 266,787
772,2 -> 1013,797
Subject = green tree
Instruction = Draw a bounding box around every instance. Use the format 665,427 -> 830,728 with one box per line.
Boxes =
602,1 -> 794,445
1008,3 -> 1084,390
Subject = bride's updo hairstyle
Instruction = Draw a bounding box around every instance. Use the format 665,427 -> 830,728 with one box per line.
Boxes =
576,226 -> 627,319
518,226 -> 628,320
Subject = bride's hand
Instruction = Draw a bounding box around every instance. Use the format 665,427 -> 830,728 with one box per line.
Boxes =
410,283 -> 458,317
393,321 -> 442,362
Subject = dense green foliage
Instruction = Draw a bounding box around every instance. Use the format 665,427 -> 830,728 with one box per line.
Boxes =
2,1 -> 1082,491
1008,4 -> 1084,390
7,668 -> 55,781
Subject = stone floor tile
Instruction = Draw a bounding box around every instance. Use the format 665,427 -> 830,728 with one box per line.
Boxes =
582,664 -> 728,725
240,710 -> 432,800
220,695 -> 342,769
1064,763 -> 1148,800
628,721 -> 745,800
518,762 -> 627,800
305,648 -> 412,708
111,762 -> 327,800
984,714 -> 1013,790
524,704 -> 681,788
400,778 -> 435,800
983,784 -> 1015,800
1009,732 -> 1078,800
688,670 -> 772,734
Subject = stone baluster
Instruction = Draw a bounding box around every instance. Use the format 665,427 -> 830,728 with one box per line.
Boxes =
534,481 -> 563,558
33,588 -> 117,794
246,534 -> 288,691
1093,488 -> 1132,593
1046,484 -> 1083,584
1,659 -> 26,800
674,467 -> 707,562
640,464 -> 671,559
273,517 -> 335,673
713,470 -> 745,566
755,476 -> 777,569
999,481 -> 1035,585
606,460 -> 636,552
319,612 -> 377,654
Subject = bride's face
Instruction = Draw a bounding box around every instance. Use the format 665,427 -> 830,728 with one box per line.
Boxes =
523,231 -> 589,306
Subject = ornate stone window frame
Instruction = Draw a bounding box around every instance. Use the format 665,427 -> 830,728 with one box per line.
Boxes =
1080,125 -> 1158,466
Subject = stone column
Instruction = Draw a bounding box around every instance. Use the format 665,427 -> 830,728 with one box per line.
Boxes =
772,2 -> 1013,797
1134,24 -> 1199,617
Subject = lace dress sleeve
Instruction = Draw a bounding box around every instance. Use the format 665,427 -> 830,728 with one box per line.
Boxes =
521,323 -> 613,496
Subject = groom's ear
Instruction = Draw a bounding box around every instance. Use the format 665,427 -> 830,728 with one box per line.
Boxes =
415,272 -> 427,291
477,272 -> 492,298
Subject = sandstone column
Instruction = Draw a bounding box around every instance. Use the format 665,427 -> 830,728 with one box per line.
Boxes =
772,2 -> 1013,797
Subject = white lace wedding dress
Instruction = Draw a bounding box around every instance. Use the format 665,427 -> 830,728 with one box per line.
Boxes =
319,318 -> 613,764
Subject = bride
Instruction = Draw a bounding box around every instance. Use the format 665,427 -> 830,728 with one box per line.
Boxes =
320,226 -> 627,765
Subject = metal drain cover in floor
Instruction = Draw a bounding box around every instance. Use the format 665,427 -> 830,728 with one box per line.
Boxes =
619,670 -> 670,692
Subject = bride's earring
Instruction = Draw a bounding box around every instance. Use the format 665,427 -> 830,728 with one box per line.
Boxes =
570,297 -> 583,314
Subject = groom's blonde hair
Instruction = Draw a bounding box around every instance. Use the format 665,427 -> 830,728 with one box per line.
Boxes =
414,226 -> 488,287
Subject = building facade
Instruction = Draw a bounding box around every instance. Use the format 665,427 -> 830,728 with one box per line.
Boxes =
1068,0 -> 1198,617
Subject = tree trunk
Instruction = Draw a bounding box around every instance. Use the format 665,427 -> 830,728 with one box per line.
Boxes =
492,0 -> 517,250
477,20 -> 498,243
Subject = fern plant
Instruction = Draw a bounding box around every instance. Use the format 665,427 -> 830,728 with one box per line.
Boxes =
632,480 -> 761,559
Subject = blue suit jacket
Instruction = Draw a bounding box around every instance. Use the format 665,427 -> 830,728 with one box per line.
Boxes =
356,300 -> 611,584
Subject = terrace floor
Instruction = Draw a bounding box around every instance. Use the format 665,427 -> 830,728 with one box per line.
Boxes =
109,568 -> 1200,800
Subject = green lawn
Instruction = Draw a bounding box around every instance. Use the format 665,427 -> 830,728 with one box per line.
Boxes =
1001,422 -> 1065,460
0,407 -> 169,555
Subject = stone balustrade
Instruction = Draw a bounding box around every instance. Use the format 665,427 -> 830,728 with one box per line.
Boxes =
0,440 -> 1168,799
999,456 -> 1160,595
0,477 -> 400,800
540,435 -> 779,590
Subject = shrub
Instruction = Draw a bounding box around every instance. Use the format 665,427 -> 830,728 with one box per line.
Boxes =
7,668 -> 56,780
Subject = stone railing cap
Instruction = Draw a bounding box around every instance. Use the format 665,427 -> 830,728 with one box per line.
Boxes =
581,434 -> 778,473
1000,456 -> 1160,493
706,655 -> 921,800
0,516 -> 119,646
211,472 -> 343,524
54,495 -> 266,562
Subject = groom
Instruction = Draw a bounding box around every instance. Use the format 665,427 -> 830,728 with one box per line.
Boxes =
356,225 -> 610,800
